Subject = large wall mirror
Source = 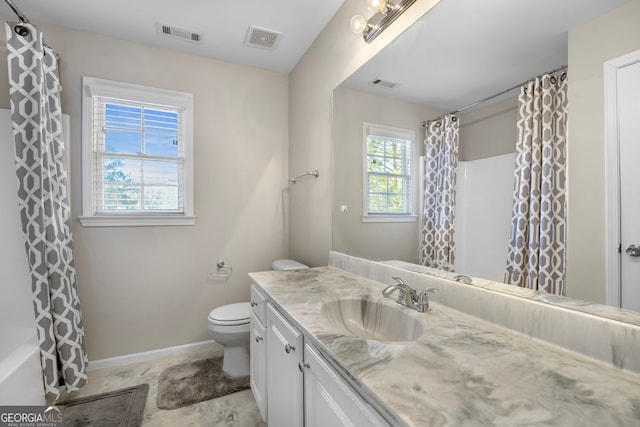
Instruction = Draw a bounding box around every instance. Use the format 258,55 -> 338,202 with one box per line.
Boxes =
332,0 -> 640,322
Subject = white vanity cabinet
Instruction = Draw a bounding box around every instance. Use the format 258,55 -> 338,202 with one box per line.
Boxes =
303,343 -> 389,427
266,302 -> 304,427
249,311 -> 267,420
249,285 -> 268,420
249,280 -> 391,427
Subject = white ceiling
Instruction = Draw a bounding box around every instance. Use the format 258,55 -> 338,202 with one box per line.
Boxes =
2,0 -> 345,73
3,0 -> 631,104
341,0 -> 631,111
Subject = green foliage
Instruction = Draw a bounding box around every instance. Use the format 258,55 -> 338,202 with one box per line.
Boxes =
103,155 -> 139,210
102,155 -> 178,211
104,157 -> 132,183
366,137 -> 409,214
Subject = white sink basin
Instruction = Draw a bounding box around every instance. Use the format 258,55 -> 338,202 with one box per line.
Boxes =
320,297 -> 424,342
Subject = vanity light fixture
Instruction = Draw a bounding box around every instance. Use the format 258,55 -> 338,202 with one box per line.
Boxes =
350,0 -> 418,43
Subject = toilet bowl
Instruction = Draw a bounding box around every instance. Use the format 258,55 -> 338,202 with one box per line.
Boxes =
207,259 -> 308,377
208,302 -> 251,377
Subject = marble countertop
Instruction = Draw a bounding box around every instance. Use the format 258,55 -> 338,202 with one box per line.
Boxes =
249,266 -> 640,427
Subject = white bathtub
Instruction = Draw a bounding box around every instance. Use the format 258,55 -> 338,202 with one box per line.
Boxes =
0,109 -> 46,405
0,326 -> 45,405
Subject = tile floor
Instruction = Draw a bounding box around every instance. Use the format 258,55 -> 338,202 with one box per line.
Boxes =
59,345 -> 267,426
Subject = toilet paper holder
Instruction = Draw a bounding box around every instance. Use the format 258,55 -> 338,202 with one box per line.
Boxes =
208,259 -> 233,281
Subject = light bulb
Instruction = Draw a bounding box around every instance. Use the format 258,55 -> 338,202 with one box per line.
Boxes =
349,15 -> 368,34
366,0 -> 388,13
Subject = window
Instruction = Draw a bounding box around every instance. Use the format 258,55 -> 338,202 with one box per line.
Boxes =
80,77 -> 194,226
363,123 -> 416,222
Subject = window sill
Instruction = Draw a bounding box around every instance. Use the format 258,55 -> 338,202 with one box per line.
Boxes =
362,215 -> 417,223
78,215 -> 196,227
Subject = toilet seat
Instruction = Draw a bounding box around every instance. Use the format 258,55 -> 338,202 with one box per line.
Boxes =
208,302 -> 250,326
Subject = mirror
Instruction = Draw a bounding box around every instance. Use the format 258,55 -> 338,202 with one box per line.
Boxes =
332,0 -> 640,323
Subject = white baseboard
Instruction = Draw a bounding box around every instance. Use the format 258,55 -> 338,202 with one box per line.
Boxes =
87,339 -> 219,371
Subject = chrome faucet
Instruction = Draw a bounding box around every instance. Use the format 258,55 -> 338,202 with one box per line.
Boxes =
382,276 -> 439,313
382,276 -> 416,306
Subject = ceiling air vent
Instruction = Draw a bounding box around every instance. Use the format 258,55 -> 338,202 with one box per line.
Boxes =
369,78 -> 399,89
244,25 -> 282,50
156,22 -> 203,44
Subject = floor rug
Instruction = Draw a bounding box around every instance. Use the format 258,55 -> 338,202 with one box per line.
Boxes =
156,355 -> 250,410
61,384 -> 149,427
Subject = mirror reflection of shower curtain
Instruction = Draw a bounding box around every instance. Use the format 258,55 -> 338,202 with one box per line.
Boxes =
6,21 -> 87,403
420,114 -> 459,271
504,72 -> 568,295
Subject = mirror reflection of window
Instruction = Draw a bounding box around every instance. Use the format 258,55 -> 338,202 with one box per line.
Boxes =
363,123 -> 415,220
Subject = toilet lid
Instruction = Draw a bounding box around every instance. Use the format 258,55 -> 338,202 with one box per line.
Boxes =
208,302 -> 251,324
272,259 -> 309,271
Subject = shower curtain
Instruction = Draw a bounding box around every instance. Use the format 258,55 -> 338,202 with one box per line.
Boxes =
420,114 -> 459,271
6,22 -> 87,402
504,72 -> 568,295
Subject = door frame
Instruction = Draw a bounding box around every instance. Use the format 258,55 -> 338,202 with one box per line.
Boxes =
604,49 -> 640,307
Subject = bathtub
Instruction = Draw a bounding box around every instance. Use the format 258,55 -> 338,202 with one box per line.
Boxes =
0,109 -> 46,405
0,326 -> 45,405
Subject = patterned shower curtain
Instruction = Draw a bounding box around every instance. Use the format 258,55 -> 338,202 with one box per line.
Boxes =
504,72 -> 568,295
420,114 -> 459,271
6,22 -> 87,402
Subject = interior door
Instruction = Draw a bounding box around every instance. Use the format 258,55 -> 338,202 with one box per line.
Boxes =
618,58 -> 640,312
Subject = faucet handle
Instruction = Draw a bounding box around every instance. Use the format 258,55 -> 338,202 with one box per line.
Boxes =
418,287 -> 439,312
420,287 -> 439,301
391,276 -> 405,285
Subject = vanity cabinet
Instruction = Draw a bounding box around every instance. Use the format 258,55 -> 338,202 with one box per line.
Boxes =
250,285 -> 268,420
249,311 -> 267,420
249,281 -> 390,427
266,302 -> 304,426
304,343 -> 388,427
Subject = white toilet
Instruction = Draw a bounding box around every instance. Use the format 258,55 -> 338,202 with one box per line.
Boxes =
207,259 -> 308,377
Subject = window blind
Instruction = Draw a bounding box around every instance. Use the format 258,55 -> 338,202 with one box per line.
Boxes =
92,96 -> 185,214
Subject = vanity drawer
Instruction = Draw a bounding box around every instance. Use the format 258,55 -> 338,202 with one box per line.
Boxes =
250,283 -> 267,324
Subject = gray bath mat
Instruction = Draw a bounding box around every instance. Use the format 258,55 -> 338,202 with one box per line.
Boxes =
156,355 -> 250,410
62,384 -> 149,426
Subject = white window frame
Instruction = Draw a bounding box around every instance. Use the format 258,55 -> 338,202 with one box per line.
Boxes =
79,76 -> 195,227
362,123 -> 417,223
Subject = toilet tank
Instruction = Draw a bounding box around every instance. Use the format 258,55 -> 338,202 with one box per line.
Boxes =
272,259 -> 308,271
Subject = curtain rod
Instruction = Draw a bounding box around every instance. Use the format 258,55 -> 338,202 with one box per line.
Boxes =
422,64 -> 568,127
3,0 -> 29,23
3,0 -> 59,56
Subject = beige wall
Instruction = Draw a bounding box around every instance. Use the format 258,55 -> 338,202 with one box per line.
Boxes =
0,18 -> 289,359
289,0 -> 441,267
566,0 -> 640,302
332,86 -> 441,263
459,96 -> 517,162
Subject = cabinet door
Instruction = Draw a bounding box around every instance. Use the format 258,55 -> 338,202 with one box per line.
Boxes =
304,344 -> 389,427
266,303 -> 304,427
250,311 -> 267,421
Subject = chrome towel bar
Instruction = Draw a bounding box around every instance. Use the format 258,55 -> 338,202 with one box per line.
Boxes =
288,170 -> 319,184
